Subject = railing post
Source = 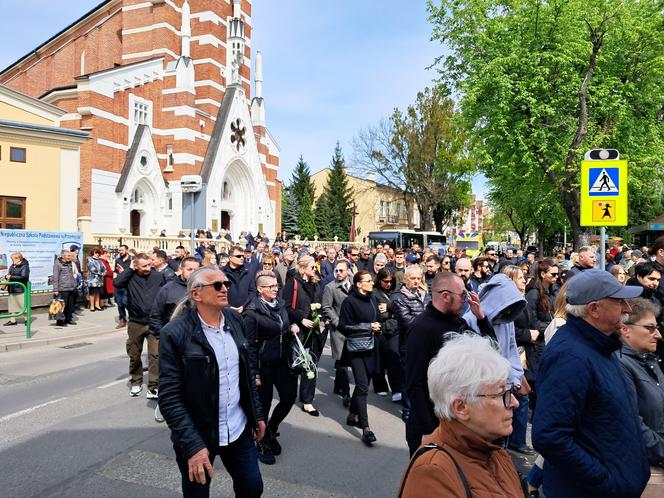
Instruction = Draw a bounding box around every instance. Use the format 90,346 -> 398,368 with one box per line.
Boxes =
25,281 -> 31,339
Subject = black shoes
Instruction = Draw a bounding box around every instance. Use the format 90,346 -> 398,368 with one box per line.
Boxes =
3,321 -> 17,326
301,406 -> 319,417
266,428 -> 281,455
362,431 -> 376,446
342,394 -> 351,407
509,444 -> 535,455
256,439 -> 275,465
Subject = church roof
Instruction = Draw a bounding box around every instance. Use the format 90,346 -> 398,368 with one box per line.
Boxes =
199,85 -> 240,183
116,124 -> 155,193
0,0 -> 116,76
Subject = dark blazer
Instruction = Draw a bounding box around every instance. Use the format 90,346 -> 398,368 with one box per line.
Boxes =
159,307 -> 263,460
243,297 -> 291,366
113,269 -> 165,325
221,263 -> 256,308
149,276 -> 188,337
338,289 -> 381,374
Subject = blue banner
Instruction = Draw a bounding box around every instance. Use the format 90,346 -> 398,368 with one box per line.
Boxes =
0,229 -> 83,292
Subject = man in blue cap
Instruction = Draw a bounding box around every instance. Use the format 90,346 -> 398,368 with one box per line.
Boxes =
533,269 -> 649,498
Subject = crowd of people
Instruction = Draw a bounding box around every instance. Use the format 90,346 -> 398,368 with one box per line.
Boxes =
4,232 -> 664,497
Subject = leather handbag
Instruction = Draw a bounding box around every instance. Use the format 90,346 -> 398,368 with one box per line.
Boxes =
346,331 -> 375,353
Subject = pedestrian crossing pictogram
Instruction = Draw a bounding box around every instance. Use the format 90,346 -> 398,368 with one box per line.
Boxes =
592,200 -> 617,222
588,167 -> 619,196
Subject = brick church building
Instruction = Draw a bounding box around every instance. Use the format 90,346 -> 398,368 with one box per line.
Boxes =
0,0 -> 280,241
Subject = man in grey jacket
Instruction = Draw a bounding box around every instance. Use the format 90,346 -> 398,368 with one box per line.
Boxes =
321,259 -> 352,406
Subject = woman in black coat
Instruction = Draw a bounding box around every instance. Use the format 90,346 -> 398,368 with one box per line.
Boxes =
373,268 -> 402,402
244,270 -> 298,465
3,252 -> 30,326
338,270 -> 381,445
282,255 -> 324,416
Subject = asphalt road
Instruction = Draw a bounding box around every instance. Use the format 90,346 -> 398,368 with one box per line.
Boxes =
0,324 -> 535,497
0,331 -> 412,497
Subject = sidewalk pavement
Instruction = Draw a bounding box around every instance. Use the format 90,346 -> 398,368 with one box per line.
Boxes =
0,305 -> 123,352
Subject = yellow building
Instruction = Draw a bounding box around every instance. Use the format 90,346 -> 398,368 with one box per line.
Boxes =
311,169 -> 419,242
0,85 -> 88,230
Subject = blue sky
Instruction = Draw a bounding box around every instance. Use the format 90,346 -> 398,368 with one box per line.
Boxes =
0,0 -> 486,196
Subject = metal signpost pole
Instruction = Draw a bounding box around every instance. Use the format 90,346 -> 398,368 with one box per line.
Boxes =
600,226 -> 606,271
191,192 -> 196,256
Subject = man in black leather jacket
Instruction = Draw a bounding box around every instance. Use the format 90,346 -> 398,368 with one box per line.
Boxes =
159,266 -> 265,498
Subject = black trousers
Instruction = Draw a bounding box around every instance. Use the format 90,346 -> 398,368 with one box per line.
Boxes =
374,334 -> 403,394
349,354 -> 371,429
299,329 -> 327,404
334,361 -> 350,396
259,360 -> 297,433
57,290 -> 76,324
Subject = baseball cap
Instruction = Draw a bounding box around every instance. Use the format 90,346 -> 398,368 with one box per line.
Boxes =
405,253 -> 419,263
566,269 -> 643,305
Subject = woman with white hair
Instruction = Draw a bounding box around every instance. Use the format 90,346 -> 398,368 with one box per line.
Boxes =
398,333 -> 524,497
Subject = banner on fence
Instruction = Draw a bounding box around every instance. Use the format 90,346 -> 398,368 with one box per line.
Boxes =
0,229 -> 83,292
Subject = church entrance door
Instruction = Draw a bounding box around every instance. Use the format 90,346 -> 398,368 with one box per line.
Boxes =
130,210 -> 141,236
221,211 -> 231,230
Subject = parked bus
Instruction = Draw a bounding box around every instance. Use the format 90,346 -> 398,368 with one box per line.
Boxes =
367,230 -> 447,251
452,232 -> 484,258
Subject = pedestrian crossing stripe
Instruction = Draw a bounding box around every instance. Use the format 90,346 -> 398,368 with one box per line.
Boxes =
588,167 -> 619,196
592,200 -> 617,222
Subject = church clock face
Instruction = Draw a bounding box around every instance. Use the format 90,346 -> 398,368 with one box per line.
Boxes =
230,118 -> 246,154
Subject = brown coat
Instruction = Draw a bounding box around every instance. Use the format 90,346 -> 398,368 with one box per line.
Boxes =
399,419 -> 523,498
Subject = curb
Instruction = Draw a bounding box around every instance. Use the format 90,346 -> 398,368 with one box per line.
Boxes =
0,327 -> 122,353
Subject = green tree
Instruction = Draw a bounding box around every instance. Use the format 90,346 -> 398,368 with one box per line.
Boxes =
281,186 -> 300,235
298,188 -> 317,239
323,142 -> 354,240
314,190 -> 331,240
354,87 -> 474,231
290,155 -> 316,208
429,0 -> 664,247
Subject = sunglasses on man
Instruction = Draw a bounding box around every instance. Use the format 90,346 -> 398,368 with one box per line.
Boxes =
199,281 -> 232,291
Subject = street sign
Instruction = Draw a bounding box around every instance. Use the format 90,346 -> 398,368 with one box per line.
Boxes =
580,159 -> 628,226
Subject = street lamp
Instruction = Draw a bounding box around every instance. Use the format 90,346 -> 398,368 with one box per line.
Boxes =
181,175 -> 202,254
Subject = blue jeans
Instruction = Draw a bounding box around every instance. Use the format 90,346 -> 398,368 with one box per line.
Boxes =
175,426 -> 263,498
115,287 -> 128,321
509,393 -> 529,448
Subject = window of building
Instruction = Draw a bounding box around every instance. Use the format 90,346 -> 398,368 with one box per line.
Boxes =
379,200 -> 384,217
132,188 -> 144,204
0,196 -> 26,228
165,193 -> 173,212
386,201 -> 391,218
396,202 -> 401,220
128,94 -> 153,142
10,147 -> 26,163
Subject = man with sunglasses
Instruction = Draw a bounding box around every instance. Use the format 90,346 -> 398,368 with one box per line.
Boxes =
533,269 -> 648,498
159,267 -> 265,498
221,245 -> 257,314
404,271 -> 495,456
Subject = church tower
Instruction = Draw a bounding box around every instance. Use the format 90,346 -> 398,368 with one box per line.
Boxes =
227,0 -> 246,88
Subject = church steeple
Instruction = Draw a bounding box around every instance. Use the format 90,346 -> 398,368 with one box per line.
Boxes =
174,0 -> 194,92
226,0 -> 246,87
181,0 -> 191,58
251,50 -> 265,126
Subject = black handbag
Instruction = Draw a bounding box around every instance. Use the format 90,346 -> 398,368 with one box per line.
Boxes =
346,331 -> 375,353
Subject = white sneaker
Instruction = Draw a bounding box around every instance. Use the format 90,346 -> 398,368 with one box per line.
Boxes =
154,404 -> 165,423
376,391 -> 389,397
391,392 -> 402,403
146,389 -> 158,399
130,385 -> 142,397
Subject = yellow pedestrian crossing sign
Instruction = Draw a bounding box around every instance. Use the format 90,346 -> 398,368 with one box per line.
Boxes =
581,160 -> 628,226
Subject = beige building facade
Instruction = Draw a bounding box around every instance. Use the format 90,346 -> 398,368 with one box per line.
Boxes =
311,169 -> 419,243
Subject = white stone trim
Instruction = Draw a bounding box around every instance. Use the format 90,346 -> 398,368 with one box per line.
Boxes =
97,138 -> 128,151
121,2 -> 153,12
194,79 -> 225,92
193,58 -> 225,71
156,152 -> 204,165
162,105 -> 197,117
60,113 -> 82,121
192,11 -> 227,26
78,106 -> 129,126
122,48 -> 179,61
162,88 -> 196,95
264,163 -> 278,171
152,127 -> 210,142
191,34 -> 226,48
195,98 -> 221,108
266,181 -> 276,187
259,153 -> 267,163
122,22 -> 180,36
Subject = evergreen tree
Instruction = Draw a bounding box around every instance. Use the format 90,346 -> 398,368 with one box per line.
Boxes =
323,142 -> 354,240
314,191 -> 331,240
281,186 -> 300,234
290,155 -> 316,207
298,188 -> 317,239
